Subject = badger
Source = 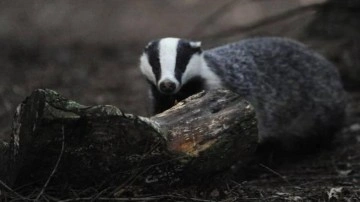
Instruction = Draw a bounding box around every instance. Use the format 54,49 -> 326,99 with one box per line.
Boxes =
139,37 -> 346,152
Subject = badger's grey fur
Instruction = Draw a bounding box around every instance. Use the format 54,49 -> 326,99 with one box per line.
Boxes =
139,37 -> 346,152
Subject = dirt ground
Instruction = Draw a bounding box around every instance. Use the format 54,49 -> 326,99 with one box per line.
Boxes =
0,0 -> 359,201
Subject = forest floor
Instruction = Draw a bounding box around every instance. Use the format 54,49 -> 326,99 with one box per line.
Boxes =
0,42 -> 359,201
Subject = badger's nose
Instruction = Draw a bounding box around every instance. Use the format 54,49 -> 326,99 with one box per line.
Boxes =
159,80 -> 177,94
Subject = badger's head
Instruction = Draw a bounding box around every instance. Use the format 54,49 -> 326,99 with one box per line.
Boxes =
139,37 -> 203,95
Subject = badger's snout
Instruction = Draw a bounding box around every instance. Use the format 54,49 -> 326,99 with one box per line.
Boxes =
158,79 -> 177,94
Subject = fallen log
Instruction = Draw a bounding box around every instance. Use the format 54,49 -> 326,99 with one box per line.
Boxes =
0,89 -> 257,191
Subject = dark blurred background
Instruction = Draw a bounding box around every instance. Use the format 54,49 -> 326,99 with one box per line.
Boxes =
0,0 -> 359,142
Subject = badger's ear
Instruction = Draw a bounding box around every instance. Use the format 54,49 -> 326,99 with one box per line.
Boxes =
189,41 -> 201,49
189,41 -> 202,53
144,39 -> 159,51
144,41 -> 152,51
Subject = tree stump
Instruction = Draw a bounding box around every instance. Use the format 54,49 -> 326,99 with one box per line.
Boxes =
0,89 -> 257,190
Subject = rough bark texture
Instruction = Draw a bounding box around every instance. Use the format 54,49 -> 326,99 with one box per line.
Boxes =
0,89 -> 257,189
152,90 -> 257,175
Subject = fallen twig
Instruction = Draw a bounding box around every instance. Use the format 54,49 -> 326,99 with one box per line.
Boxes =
34,126 -> 65,201
58,195 -> 216,202
0,179 -> 28,201
259,164 -> 292,186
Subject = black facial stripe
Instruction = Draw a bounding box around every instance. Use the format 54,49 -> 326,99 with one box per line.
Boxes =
175,40 -> 201,84
145,40 -> 161,82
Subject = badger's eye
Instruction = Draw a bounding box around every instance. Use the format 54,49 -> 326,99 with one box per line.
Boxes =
174,65 -> 184,84
176,51 -> 191,73
147,53 -> 161,81
152,65 -> 160,76
177,64 -> 186,73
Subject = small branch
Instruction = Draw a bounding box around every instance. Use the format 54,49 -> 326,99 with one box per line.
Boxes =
58,197 -> 160,202
187,0 -> 243,37
259,164 -> 292,186
35,126 -> 65,201
202,2 -> 324,40
0,179 -> 28,201
58,195 -> 216,202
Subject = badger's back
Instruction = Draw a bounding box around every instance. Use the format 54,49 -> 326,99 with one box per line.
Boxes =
204,37 -> 346,152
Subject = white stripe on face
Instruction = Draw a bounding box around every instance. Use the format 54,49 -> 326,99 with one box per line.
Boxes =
158,38 -> 180,89
139,53 -> 156,84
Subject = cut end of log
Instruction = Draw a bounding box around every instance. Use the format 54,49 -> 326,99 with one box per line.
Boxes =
151,89 -> 258,173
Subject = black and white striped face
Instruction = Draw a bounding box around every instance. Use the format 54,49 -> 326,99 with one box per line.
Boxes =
140,37 -> 202,95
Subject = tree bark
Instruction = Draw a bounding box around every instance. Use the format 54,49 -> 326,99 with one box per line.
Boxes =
0,89 -> 257,189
